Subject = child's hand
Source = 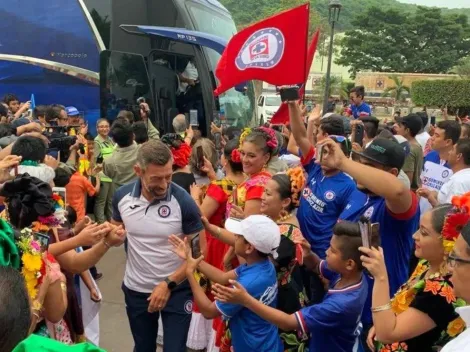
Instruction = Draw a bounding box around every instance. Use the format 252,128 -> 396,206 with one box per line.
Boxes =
90,288 -> 101,303
212,280 -> 249,305
169,235 -> 188,260
292,231 -> 311,253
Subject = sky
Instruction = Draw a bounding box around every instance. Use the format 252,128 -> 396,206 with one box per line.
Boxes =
398,0 -> 470,8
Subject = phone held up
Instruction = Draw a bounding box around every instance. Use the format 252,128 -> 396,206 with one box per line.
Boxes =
353,124 -> 365,147
359,216 -> 381,249
279,86 -> 299,102
196,146 -> 204,170
33,232 -> 50,253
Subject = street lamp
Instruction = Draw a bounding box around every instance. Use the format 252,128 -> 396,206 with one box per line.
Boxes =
322,0 -> 342,115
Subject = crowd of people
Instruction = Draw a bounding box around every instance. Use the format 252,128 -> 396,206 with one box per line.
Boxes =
0,86 -> 470,352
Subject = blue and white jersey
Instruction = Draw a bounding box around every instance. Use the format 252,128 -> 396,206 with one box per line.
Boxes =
113,180 -> 203,293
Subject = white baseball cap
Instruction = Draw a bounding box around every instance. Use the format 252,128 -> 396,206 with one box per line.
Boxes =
225,215 -> 281,258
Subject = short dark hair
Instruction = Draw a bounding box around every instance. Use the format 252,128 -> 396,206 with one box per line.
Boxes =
416,111 -> 429,129
11,135 -> 47,162
436,120 -> 461,145
0,267 -> 31,351
0,123 -> 14,138
364,121 -> 379,139
111,119 -> 134,147
66,205 -> 77,225
320,116 -> 345,136
456,139 -> 470,165
33,105 -> 47,120
2,93 -> 19,105
117,110 -> 135,124
350,86 -> 365,99
53,167 -> 72,187
333,221 -> 363,270
272,173 -> 297,212
45,105 -> 63,123
132,121 -> 149,144
137,140 -> 173,169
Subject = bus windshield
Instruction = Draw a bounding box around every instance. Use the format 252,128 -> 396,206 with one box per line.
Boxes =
187,2 -> 255,128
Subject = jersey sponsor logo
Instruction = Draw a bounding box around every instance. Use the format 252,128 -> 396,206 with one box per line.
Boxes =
324,190 -> 336,201
184,300 -> 193,314
302,187 -> 326,213
235,28 -> 285,70
364,206 -> 374,219
259,283 -> 278,306
158,205 -> 171,218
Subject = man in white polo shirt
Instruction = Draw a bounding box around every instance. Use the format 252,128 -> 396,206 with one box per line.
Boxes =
112,140 -> 203,352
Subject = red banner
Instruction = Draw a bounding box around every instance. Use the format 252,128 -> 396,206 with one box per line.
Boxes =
214,4 -> 310,96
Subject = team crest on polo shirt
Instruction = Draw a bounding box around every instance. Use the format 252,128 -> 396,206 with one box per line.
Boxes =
235,28 -> 285,70
364,206 -> 374,219
324,191 -> 336,202
158,205 -> 171,218
442,170 -> 450,178
184,300 -> 193,314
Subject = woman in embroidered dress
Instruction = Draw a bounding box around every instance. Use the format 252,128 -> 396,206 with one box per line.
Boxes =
187,139 -> 245,352
361,197 -> 470,352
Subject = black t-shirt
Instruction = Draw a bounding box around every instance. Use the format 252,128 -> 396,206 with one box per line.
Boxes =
172,172 -> 196,194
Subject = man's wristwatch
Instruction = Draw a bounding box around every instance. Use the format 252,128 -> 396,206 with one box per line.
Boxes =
164,277 -> 177,291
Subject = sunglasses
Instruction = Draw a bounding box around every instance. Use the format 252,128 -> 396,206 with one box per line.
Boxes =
329,135 -> 347,143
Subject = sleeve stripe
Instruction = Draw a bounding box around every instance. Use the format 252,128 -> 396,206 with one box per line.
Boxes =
319,259 -> 326,277
295,311 -> 308,336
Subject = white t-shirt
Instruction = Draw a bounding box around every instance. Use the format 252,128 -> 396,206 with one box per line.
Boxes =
438,168 -> 470,204
416,131 -> 430,153
178,61 -> 199,94
441,306 -> 470,352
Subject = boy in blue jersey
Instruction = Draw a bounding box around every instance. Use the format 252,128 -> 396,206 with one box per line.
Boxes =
346,86 -> 371,119
169,215 -> 283,352
288,100 -> 356,303
325,137 -> 420,349
212,221 -> 368,352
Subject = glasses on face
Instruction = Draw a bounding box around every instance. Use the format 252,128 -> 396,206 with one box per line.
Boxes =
447,252 -> 470,268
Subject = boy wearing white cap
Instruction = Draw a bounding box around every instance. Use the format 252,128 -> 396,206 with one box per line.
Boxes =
169,215 -> 283,352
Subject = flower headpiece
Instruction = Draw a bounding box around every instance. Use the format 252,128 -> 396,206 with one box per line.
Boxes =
286,167 -> 305,207
441,192 -> 470,254
231,149 -> 242,163
257,126 -> 278,150
238,128 -> 252,147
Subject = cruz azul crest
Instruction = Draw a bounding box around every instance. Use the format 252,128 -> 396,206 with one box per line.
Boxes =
235,28 -> 285,70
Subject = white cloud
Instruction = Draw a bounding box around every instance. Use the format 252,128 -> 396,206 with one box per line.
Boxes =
397,0 -> 470,8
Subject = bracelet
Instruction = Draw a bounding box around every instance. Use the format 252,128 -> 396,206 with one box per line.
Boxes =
31,300 -> 43,313
371,303 -> 392,313
103,239 -> 112,249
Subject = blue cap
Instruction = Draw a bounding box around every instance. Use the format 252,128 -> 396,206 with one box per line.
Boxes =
12,117 -> 31,129
65,106 -> 80,116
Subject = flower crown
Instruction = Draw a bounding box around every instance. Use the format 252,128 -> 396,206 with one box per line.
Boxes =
442,192 -> 470,254
286,167 -> 305,207
231,149 -> 242,163
257,127 -> 278,150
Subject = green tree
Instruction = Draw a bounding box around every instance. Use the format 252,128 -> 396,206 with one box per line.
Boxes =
312,75 -> 349,101
382,76 -> 410,102
453,57 -> 470,78
335,6 -> 470,78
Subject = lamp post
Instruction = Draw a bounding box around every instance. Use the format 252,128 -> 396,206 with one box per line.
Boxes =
322,0 -> 342,115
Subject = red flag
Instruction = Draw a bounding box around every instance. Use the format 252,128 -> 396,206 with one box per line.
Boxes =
270,29 -> 320,124
214,4 -> 310,96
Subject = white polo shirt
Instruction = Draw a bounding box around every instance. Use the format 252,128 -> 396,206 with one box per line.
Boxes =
438,168 -> 470,205
113,180 -> 203,293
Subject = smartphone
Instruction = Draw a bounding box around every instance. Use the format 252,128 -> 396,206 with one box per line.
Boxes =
316,144 -> 325,162
33,232 -> 50,252
191,234 -> 201,258
370,223 -> 381,248
306,105 -> 313,113
359,221 -> 370,249
196,146 -> 204,170
190,109 -> 199,126
354,124 -> 364,147
430,116 -> 436,126
280,87 -> 299,102
96,154 -> 104,165
47,148 -> 59,160
53,187 -> 67,205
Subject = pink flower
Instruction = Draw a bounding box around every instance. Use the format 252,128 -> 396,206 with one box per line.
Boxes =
31,241 -> 41,252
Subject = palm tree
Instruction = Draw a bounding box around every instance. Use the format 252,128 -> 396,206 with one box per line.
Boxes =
382,76 -> 410,102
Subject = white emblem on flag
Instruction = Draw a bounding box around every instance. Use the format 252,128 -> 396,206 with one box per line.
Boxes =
235,28 -> 285,70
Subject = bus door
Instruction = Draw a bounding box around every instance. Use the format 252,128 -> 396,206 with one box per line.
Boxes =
99,50 -> 156,126
119,25 -> 228,136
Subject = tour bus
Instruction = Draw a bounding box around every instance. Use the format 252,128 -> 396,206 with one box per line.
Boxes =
0,0 -> 256,135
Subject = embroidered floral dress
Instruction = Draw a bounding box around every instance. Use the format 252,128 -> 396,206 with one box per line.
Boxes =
276,223 -> 309,351
376,260 -> 465,352
227,171 -> 272,212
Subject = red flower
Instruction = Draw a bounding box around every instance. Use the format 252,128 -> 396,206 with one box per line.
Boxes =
171,143 -> 191,169
231,149 -> 241,163
52,194 -> 61,201
442,212 -> 470,241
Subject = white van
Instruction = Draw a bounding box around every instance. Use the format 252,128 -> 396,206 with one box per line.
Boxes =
257,94 -> 282,124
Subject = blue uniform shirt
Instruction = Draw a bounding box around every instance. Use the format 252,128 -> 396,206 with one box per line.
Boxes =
349,102 -> 371,119
215,260 -> 283,352
297,147 -> 356,258
340,190 -> 420,325
295,261 -> 368,352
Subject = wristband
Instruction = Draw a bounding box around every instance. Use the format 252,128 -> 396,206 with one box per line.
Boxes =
103,239 -> 112,249
371,303 -> 392,313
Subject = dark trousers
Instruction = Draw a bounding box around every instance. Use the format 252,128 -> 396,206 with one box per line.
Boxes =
122,281 -> 192,352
